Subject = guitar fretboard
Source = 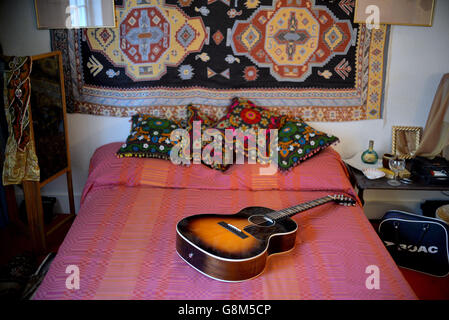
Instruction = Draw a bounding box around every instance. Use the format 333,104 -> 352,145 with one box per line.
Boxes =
265,196 -> 334,221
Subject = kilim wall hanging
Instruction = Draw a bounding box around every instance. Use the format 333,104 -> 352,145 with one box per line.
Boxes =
1,56 -> 40,185
51,0 -> 390,122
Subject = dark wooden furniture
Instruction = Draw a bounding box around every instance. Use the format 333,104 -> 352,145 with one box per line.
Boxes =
346,164 -> 449,206
8,51 -> 75,254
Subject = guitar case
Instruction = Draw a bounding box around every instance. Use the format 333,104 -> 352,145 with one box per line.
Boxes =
378,210 -> 449,277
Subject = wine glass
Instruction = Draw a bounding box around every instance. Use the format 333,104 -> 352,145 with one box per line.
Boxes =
388,157 -> 406,186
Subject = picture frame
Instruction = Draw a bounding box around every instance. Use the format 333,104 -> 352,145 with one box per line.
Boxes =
34,0 -> 116,29
391,126 -> 423,159
354,0 -> 435,27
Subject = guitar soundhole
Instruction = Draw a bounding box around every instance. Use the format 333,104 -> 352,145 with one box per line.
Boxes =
248,215 -> 275,227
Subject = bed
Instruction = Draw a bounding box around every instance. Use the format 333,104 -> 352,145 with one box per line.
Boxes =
33,142 -> 417,299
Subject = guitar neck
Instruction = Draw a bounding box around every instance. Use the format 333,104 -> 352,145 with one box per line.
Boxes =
266,196 -> 334,220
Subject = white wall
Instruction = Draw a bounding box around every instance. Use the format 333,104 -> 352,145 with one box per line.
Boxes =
0,0 -> 51,55
1,0 -> 449,215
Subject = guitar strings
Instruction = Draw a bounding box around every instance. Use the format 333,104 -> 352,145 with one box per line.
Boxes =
266,196 -> 333,221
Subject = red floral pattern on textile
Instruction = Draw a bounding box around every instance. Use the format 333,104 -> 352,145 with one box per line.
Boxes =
240,108 -> 261,124
214,98 -> 282,131
243,66 -> 259,81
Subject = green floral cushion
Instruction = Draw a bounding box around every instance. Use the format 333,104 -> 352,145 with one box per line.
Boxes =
277,119 -> 339,171
116,115 -> 185,160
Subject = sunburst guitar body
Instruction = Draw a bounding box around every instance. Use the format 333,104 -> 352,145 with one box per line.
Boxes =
176,194 -> 355,282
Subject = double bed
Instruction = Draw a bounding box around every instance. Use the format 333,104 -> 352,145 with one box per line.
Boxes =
33,142 -> 416,299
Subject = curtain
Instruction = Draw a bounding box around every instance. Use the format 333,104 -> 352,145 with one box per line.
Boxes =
415,74 -> 449,158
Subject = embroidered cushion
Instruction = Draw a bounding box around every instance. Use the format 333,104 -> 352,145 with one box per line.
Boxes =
185,105 -> 231,171
201,129 -> 233,172
214,98 -> 282,131
212,98 -> 282,164
117,115 -> 185,160
186,104 -> 216,132
277,119 -> 339,171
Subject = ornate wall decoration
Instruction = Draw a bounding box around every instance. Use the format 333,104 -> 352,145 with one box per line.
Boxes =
1,56 -> 40,185
52,0 -> 390,121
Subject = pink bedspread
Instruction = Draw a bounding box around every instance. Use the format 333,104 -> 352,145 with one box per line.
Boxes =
34,143 -> 416,299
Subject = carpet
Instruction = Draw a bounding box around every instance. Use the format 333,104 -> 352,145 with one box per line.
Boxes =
51,0 -> 390,121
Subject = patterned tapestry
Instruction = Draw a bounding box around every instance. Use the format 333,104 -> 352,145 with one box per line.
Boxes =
1,56 -> 40,185
51,0 -> 390,122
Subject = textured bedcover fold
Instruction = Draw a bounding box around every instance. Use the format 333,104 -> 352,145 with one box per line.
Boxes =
81,142 -> 356,197
34,143 -> 416,299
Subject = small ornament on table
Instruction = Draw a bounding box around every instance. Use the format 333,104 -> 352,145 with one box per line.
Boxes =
361,140 -> 379,164
387,156 -> 406,186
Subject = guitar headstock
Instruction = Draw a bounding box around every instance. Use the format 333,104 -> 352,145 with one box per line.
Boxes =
330,194 -> 356,206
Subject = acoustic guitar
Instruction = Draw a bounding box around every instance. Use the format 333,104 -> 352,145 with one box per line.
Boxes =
176,194 -> 356,282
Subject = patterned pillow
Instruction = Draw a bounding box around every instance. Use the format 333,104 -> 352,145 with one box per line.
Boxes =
214,98 -> 282,131
186,104 -> 216,132
186,105 -> 231,171
181,105 -> 231,171
212,98 -> 282,163
277,119 -> 339,171
117,115 -> 186,160
200,128 -> 233,172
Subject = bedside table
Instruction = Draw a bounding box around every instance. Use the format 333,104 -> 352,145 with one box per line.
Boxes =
345,164 -> 449,206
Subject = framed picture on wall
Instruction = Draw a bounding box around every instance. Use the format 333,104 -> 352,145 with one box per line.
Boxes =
354,0 -> 435,27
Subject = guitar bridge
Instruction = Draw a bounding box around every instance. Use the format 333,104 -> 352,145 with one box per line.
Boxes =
218,221 -> 248,239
